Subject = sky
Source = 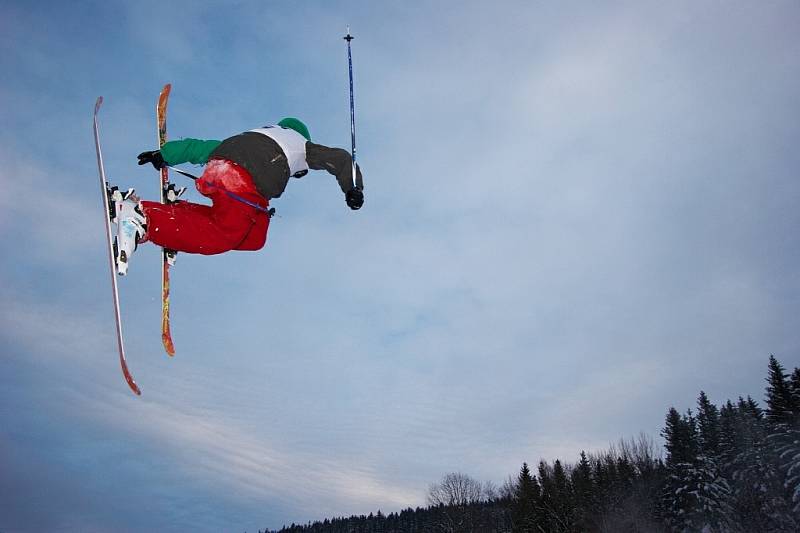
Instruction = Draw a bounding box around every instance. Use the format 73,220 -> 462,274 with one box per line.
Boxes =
1,0 -> 799,531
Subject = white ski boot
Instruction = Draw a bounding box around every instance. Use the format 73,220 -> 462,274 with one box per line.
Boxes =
112,189 -> 147,276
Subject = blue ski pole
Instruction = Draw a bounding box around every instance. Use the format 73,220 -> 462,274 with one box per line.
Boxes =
344,27 -> 358,190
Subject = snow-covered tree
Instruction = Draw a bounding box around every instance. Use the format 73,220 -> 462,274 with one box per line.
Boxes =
719,393 -> 797,531
765,357 -> 800,524
782,367 -> 800,516
661,405 -> 734,531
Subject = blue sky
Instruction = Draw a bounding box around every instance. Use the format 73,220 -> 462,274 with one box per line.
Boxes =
1,0 -> 799,531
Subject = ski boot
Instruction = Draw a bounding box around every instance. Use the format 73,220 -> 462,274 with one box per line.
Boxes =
110,188 -> 147,276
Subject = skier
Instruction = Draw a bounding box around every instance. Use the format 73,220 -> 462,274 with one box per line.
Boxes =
112,118 -> 364,274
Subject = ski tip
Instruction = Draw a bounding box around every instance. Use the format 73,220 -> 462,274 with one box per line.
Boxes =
121,359 -> 141,395
162,333 -> 176,357
95,96 -> 103,113
127,377 -> 142,396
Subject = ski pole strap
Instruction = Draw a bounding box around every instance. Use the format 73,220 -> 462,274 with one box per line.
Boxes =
166,166 -> 274,216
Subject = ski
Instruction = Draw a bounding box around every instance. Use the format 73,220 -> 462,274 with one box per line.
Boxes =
93,96 -> 142,395
157,83 -> 176,356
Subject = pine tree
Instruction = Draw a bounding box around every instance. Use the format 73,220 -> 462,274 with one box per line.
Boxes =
537,460 -> 576,532
718,400 -> 737,459
663,407 -> 699,466
571,451 -> 596,531
697,391 -> 721,457
766,355 -> 798,426
551,459 -> 574,531
512,462 -> 539,532
686,392 -> 733,530
662,408 -> 688,529
536,460 -> 556,531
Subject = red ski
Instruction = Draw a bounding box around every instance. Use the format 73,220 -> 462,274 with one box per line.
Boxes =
157,84 -> 176,356
93,96 -> 142,395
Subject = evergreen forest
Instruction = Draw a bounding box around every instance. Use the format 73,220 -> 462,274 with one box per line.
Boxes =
262,355 -> 800,532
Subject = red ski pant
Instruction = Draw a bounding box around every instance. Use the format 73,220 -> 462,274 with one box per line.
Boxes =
141,159 -> 270,255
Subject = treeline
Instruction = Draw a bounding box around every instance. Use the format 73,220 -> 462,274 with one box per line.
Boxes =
264,355 -> 800,532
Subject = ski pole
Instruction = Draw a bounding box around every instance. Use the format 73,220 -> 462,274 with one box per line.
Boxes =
166,166 -> 275,216
344,27 -> 358,190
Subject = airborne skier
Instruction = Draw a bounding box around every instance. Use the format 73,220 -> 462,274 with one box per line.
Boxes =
97,32 -> 362,394
112,118 -> 364,274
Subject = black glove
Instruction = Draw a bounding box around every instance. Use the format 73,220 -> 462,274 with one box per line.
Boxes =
137,150 -> 165,170
346,188 -> 364,210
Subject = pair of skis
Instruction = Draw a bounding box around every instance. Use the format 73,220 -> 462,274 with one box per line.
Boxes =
93,84 -> 176,396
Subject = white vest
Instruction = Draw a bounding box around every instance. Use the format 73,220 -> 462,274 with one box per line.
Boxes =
249,126 -> 309,177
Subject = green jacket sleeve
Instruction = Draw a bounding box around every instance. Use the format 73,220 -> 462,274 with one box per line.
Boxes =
160,138 -> 222,165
